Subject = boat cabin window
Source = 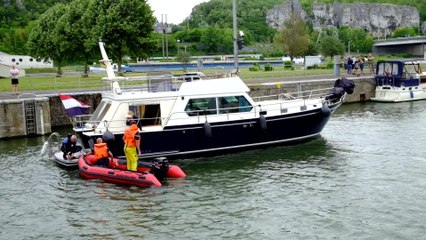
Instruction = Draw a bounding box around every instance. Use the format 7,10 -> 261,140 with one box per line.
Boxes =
185,98 -> 216,116
90,100 -> 111,122
218,96 -> 252,113
378,62 -> 399,76
185,96 -> 252,116
129,104 -> 162,126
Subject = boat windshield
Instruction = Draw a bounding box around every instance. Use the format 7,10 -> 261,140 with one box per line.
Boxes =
404,63 -> 422,75
377,62 -> 399,76
89,100 -> 111,123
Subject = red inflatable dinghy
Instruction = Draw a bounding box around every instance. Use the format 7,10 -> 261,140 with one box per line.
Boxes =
78,155 -> 161,187
110,157 -> 186,179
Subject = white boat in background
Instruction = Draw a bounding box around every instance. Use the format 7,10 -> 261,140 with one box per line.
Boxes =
371,60 -> 426,102
71,42 -> 353,160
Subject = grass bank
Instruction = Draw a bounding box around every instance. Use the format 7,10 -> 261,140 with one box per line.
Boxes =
0,66 -> 343,93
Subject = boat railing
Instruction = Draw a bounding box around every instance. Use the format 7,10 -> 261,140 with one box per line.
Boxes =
252,87 -> 331,102
72,114 -> 93,129
101,72 -> 232,94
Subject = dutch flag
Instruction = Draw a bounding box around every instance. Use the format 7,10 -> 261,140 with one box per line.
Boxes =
59,94 -> 90,117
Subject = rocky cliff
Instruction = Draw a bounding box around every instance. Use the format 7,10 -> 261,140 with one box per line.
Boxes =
267,0 -> 421,37
3,0 -> 25,10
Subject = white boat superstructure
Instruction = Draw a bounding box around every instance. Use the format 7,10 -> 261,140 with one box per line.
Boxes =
72,42 -> 353,159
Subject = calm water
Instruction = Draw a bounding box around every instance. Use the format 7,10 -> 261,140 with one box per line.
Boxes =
1,102 -> 425,239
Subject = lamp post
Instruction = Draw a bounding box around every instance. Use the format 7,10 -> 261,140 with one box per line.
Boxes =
233,0 -> 238,70
161,14 -> 169,60
161,15 -> 165,60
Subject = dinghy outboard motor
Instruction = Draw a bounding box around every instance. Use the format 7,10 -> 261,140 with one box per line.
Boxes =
150,157 -> 170,181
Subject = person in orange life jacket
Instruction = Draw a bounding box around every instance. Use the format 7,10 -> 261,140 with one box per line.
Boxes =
123,121 -> 141,171
126,111 -> 137,126
61,134 -> 82,160
88,138 -> 113,167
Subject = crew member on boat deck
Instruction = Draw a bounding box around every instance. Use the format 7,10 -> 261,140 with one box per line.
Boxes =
126,111 -> 137,126
123,121 -> 141,171
61,135 -> 82,160
91,138 -> 113,167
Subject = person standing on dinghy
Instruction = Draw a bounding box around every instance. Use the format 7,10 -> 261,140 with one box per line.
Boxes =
123,121 -> 141,171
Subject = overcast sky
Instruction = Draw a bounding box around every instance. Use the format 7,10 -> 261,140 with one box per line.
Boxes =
147,0 -> 209,24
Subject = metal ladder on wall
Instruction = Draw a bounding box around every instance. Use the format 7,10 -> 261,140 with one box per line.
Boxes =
24,100 -> 36,135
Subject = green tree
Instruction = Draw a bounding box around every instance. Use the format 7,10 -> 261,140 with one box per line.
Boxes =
176,50 -> 191,72
338,27 -> 373,53
393,27 -> 418,37
274,13 -> 310,61
27,3 -> 70,75
255,42 -> 281,58
304,40 -> 319,56
199,27 -> 233,54
188,0 -> 281,43
319,36 -> 345,59
84,0 -> 156,73
57,0 -> 94,75
0,27 -> 30,54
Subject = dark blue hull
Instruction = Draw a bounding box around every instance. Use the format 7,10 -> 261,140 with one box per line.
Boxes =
78,104 -> 337,160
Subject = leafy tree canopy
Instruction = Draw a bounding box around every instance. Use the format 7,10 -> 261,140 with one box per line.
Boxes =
27,0 -> 156,74
393,27 -> 418,38
319,36 -> 345,59
186,0 -> 282,43
274,14 -> 310,60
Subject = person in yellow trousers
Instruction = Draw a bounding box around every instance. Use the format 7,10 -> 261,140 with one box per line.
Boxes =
123,121 -> 141,171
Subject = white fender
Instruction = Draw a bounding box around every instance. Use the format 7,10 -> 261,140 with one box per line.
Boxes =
40,141 -> 49,156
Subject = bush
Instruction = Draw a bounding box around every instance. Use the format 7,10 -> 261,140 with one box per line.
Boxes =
249,63 -> 261,71
264,63 -> 274,71
307,64 -> 319,70
325,63 -> 334,69
283,60 -> 293,70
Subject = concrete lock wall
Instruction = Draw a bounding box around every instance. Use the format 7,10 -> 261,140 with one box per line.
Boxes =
0,99 -> 26,138
0,97 -> 51,138
35,98 -> 52,136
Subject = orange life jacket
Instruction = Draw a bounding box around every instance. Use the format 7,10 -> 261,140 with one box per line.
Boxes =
94,143 -> 109,160
123,124 -> 139,147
